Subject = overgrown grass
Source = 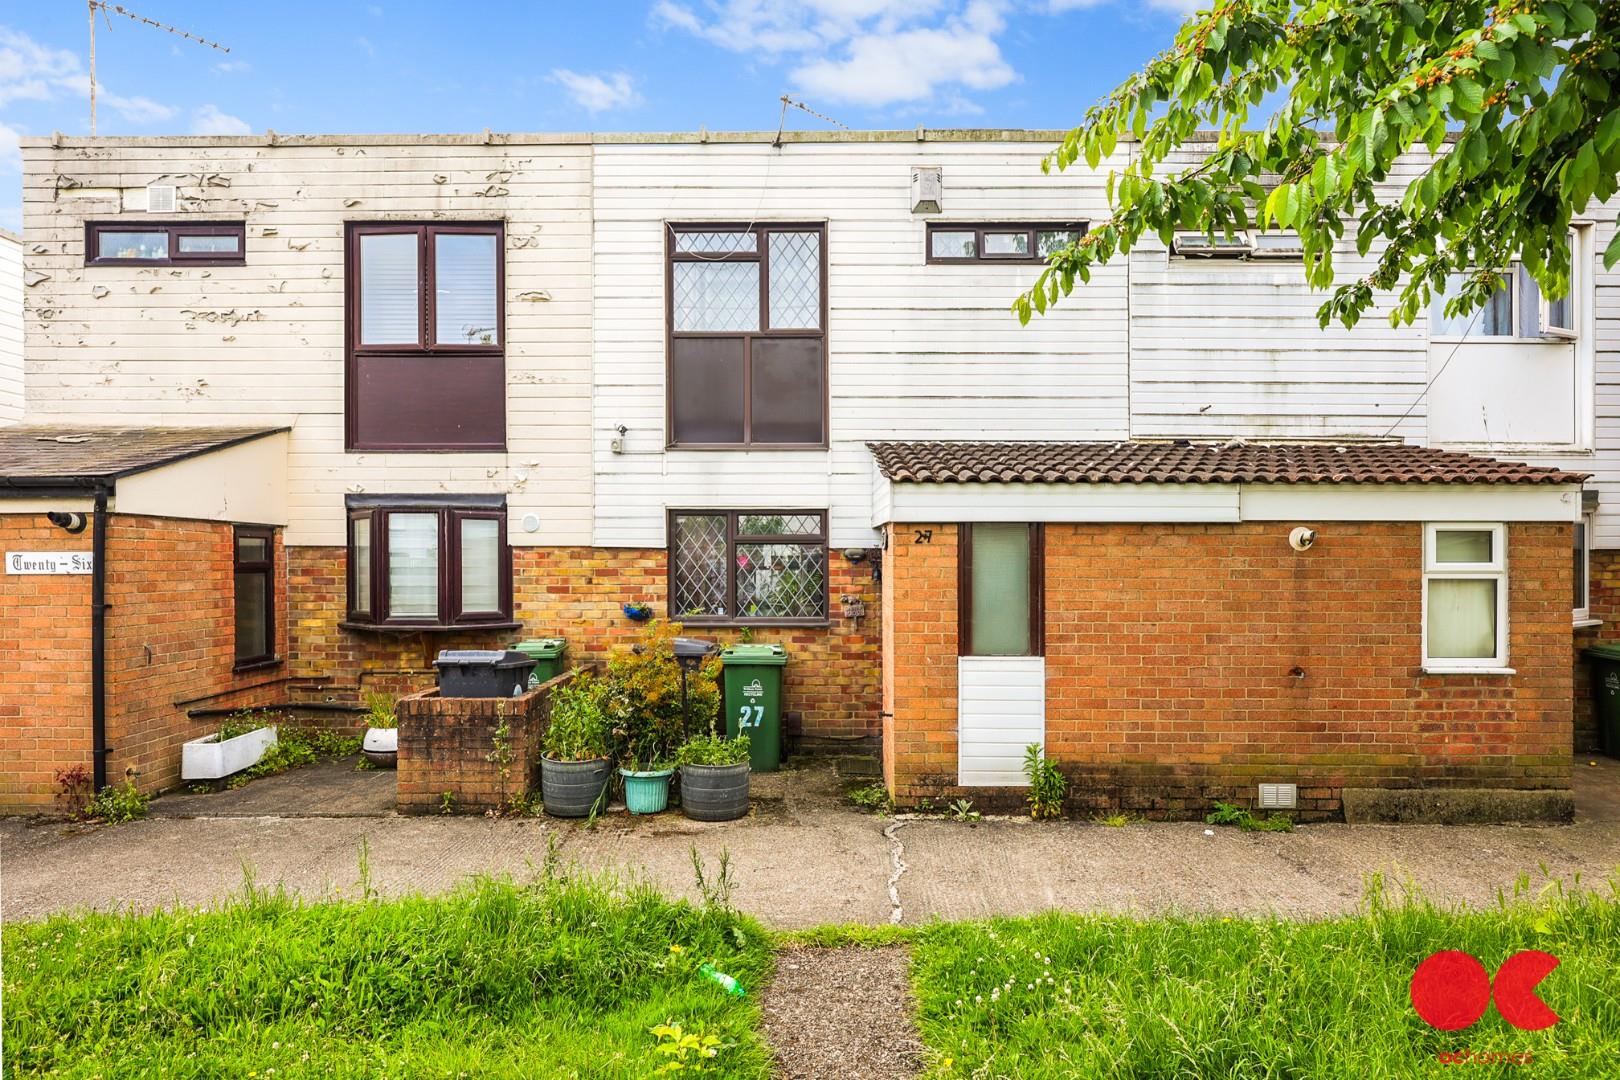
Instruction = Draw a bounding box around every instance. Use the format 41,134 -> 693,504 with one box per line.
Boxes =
3,865 -> 773,1078
910,876 -> 1620,1078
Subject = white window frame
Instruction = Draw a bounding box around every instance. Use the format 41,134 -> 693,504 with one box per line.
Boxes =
1574,513 -> 1595,626
1429,235 -> 1583,343
1422,523 -> 1510,672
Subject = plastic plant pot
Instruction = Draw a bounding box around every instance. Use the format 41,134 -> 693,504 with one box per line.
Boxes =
541,756 -> 612,817
619,767 -> 674,814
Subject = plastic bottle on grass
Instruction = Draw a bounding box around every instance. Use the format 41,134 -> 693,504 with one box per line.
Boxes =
699,962 -> 746,997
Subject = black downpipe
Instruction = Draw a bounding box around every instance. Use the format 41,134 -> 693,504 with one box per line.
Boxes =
91,485 -> 110,791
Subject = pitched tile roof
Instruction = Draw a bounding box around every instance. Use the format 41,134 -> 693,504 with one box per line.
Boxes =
867,441 -> 1587,486
0,426 -> 287,484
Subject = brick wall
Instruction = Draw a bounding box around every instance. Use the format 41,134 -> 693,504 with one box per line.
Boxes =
0,512 -> 290,810
884,521 -> 1574,818
287,545 -> 882,747
104,516 -> 291,796
396,684 -> 552,814
0,514 -> 94,810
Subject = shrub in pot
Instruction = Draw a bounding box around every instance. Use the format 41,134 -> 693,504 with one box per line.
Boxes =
676,732 -> 751,822
361,692 -> 398,769
604,621 -> 722,815
540,673 -> 613,817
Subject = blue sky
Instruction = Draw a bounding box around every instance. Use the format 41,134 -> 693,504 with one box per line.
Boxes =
0,1 -> 1200,230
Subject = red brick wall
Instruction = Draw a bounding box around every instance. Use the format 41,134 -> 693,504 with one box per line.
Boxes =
104,516 -> 291,796
1572,548 -> 1619,754
884,521 -> 1574,818
1,512 -> 290,810
286,545 -> 882,746
0,514 -> 94,810
396,684 -> 552,814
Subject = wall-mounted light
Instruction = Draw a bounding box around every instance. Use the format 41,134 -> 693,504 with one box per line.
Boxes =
1289,526 -> 1317,552
843,548 -> 867,563
47,511 -> 88,535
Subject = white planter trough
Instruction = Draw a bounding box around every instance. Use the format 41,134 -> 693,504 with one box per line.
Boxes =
181,725 -> 277,780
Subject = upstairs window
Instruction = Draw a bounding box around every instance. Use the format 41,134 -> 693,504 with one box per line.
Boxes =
1422,524 -> 1508,670
345,496 -> 513,630
927,222 -> 1087,264
667,224 -> 827,448
669,510 -> 829,624
86,222 -> 245,266
1169,229 -> 1303,259
1431,263 -> 1576,340
346,223 -> 505,452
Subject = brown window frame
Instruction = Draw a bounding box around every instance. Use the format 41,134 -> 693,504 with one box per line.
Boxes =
665,222 -> 829,450
958,523 -> 1045,657
344,221 -> 507,453
667,509 -> 831,627
343,496 -> 516,633
925,222 -> 1089,265
232,526 -> 278,670
86,221 -> 246,266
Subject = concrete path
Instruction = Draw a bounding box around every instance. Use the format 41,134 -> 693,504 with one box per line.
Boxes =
4,759 -> 1619,928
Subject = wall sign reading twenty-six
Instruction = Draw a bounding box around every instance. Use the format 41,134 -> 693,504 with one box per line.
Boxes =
6,552 -> 95,575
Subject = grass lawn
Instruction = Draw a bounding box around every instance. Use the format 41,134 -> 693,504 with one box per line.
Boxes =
909,876 -> 1620,1079
3,863 -> 774,1079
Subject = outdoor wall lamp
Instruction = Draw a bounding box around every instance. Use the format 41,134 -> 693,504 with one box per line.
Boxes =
47,511 -> 88,534
843,548 -> 867,563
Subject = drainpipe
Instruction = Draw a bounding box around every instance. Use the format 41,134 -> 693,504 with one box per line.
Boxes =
91,484 -> 110,791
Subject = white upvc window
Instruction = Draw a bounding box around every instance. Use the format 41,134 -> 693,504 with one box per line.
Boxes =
1422,524 -> 1509,671
1430,259 -> 1577,341
1574,514 -> 1593,624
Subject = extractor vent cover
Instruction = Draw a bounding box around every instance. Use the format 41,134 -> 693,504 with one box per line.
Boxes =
1257,783 -> 1298,810
146,183 -> 177,213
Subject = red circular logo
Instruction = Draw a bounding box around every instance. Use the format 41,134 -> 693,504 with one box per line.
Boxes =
1411,951 -> 1492,1031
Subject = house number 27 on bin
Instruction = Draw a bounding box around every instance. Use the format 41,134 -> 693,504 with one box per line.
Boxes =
738,678 -> 766,728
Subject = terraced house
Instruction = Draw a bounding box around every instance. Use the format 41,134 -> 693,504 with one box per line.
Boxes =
1,129 -> 1613,819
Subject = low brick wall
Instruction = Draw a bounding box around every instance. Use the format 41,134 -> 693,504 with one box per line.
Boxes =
396,675 -> 566,814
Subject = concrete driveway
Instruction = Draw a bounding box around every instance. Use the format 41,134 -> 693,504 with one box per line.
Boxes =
4,759 -> 1618,928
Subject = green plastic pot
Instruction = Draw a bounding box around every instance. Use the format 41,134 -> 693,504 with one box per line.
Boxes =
619,767 -> 674,814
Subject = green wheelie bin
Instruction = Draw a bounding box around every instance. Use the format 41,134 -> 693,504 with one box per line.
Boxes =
1582,643 -> 1620,756
512,637 -> 568,689
721,643 -> 788,772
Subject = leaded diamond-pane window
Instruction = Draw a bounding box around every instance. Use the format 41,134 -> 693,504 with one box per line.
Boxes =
768,231 -> 821,329
669,510 -> 829,624
667,224 -> 826,447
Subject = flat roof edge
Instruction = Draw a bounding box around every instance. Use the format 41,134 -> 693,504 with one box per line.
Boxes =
19,128 -> 1087,149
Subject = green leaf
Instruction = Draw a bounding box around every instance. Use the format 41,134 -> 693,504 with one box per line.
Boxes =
1454,78 -> 1485,114
1604,229 -> 1620,271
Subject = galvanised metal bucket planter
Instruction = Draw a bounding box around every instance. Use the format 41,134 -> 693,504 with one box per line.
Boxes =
679,763 -> 750,822
541,756 -> 611,817
619,767 -> 674,814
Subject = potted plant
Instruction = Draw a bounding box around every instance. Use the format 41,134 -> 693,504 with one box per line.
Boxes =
604,621 -> 721,816
675,732 -> 751,821
540,673 -> 613,817
182,709 -> 279,780
361,692 -> 397,769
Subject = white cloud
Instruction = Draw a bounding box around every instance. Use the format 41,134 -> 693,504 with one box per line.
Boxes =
550,69 -> 642,112
1049,0 -> 1202,12
0,26 -> 177,124
653,0 -> 1016,110
213,59 -> 250,74
356,36 -> 377,58
192,104 -> 251,135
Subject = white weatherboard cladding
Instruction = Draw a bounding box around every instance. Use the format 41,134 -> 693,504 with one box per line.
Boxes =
591,141 -> 1131,549
957,656 -> 1045,787
0,230 -> 21,423
20,140 -> 595,547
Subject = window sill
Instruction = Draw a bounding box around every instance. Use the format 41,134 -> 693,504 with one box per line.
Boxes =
677,619 -> 832,630
339,620 -> 522,635
233,656 -> 284,674
1574,617 -> 1603,630
665,443 -> 830,453
1421,666 -> 1516,676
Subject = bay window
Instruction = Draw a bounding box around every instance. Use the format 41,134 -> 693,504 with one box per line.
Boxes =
1422,524 -> 1508,671
345,496 -> 513,630
345,222 -> 505,451
669,511 -> 829,624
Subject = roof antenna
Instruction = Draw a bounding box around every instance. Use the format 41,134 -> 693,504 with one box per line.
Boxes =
774,94 -> 849,147
87,3 -> 231,135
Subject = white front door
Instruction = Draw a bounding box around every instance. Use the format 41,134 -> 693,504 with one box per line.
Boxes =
957,655 -> 1046,786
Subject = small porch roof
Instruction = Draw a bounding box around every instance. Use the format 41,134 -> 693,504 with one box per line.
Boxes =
0,426 -> 288,491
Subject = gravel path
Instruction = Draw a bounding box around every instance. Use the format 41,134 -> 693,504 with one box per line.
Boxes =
762,946 -> 924,1079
